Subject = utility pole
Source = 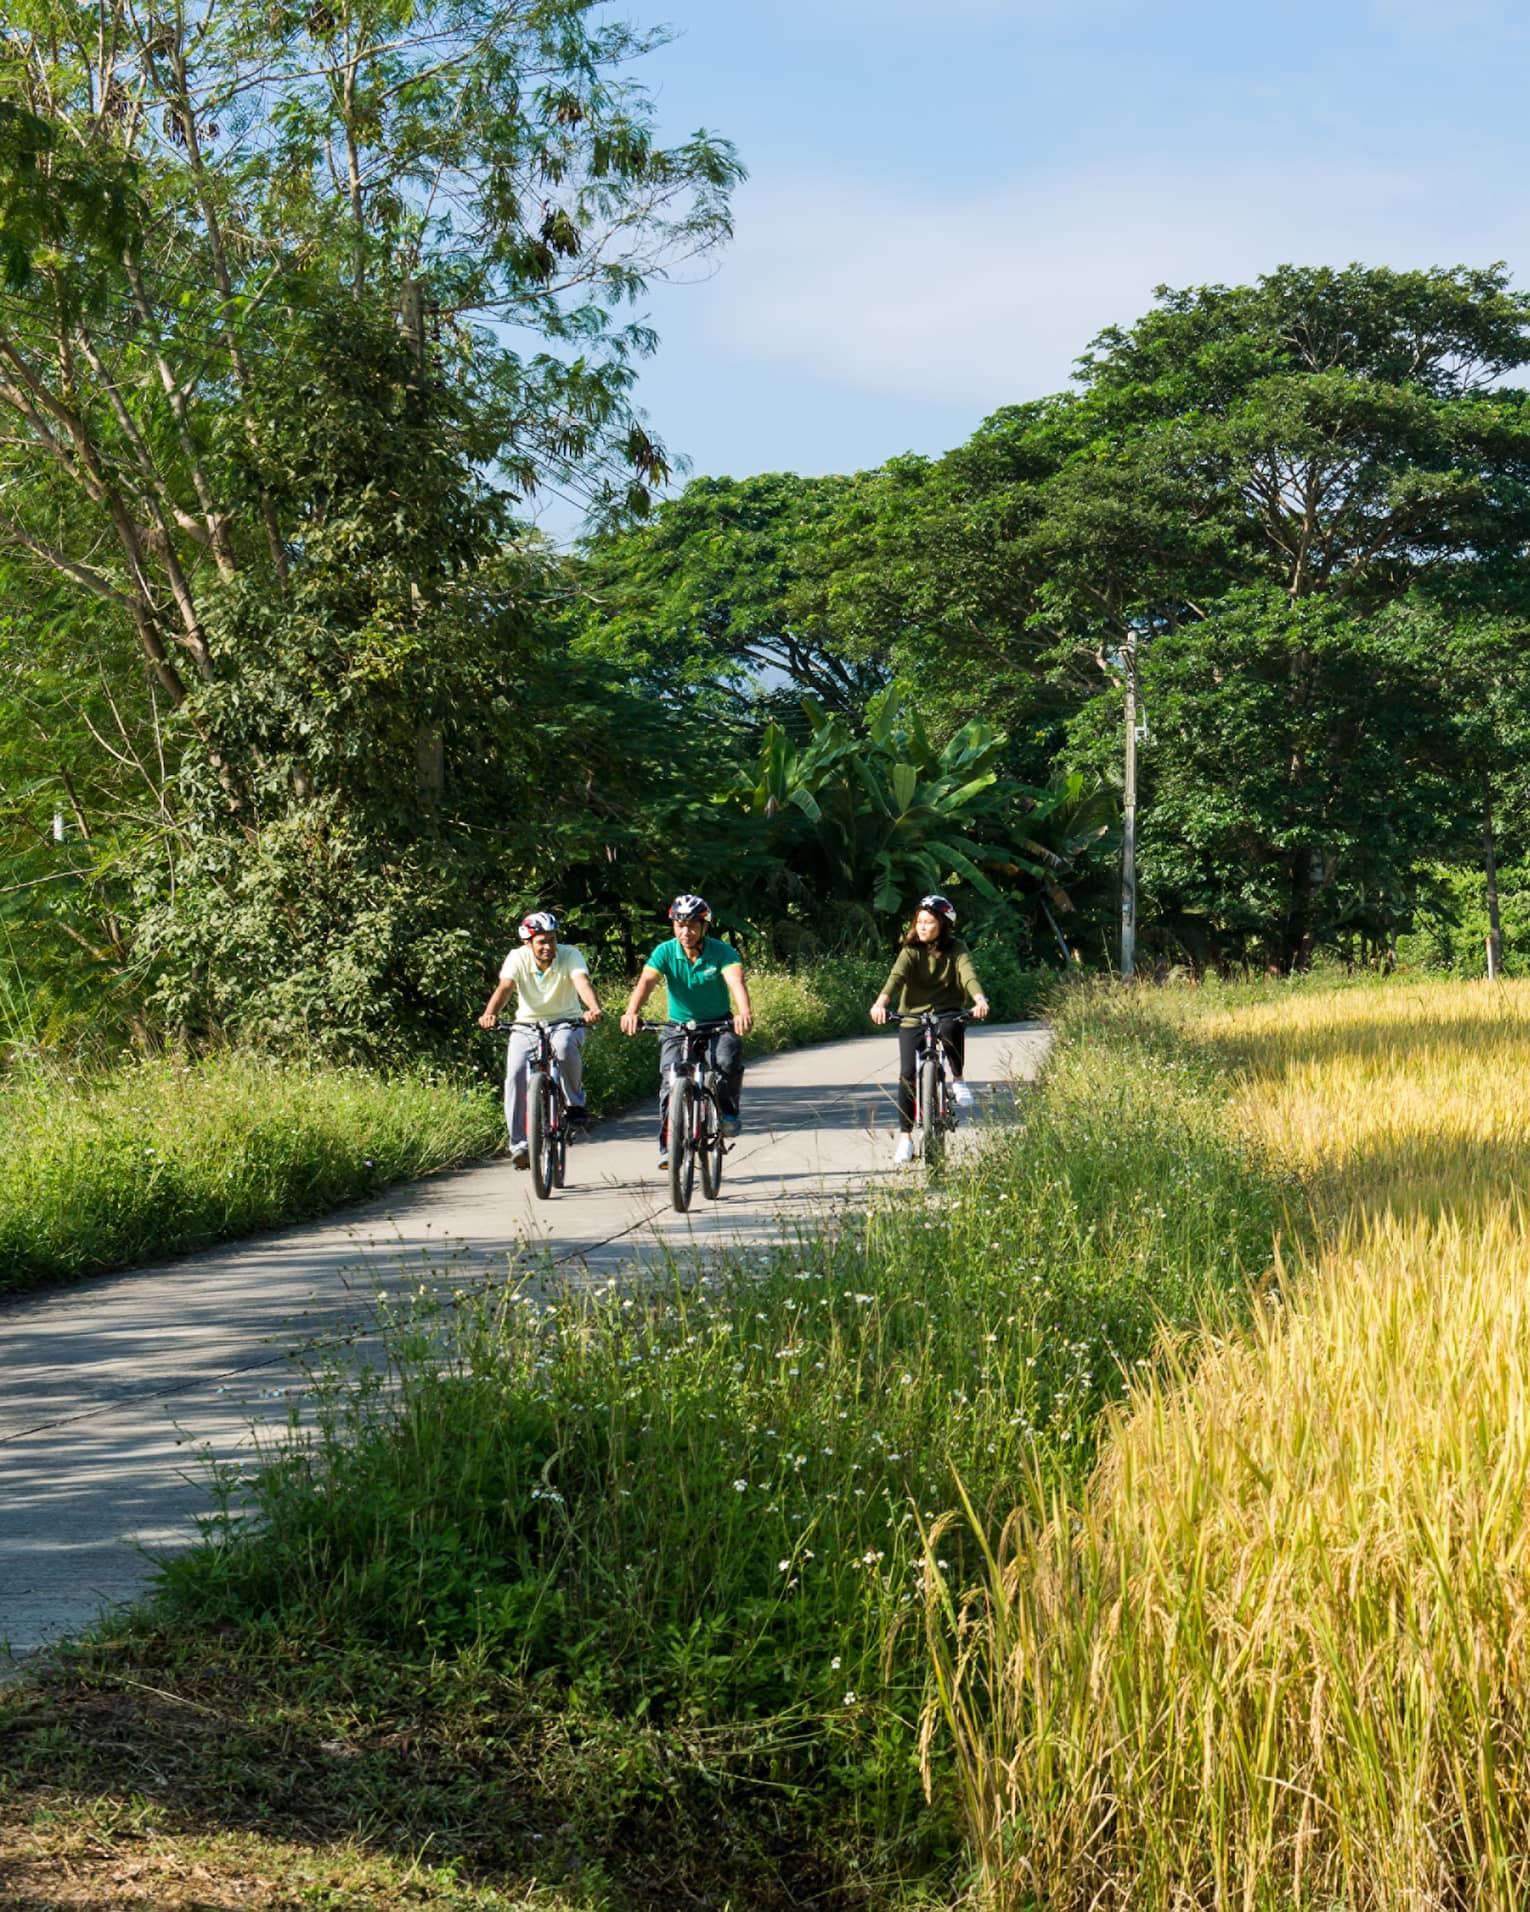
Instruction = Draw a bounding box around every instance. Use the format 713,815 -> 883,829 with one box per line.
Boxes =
1120,624 -> 1138,980
1484,783 -> 1503,980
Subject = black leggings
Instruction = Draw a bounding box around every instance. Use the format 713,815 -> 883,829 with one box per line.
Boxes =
897,1015 -> 965,1132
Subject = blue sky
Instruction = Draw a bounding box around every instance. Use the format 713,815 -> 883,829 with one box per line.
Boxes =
536,0 -> 1527,530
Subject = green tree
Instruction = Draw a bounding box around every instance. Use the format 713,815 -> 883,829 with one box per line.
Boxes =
573,472 -> 883,715
1067,591 -> 1466,972
846,265 -> 1530,970
720,687 -> 1102,951
0,0 -> 742,1045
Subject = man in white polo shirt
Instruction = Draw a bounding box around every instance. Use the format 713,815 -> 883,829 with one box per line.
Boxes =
478,911 -> 602,1169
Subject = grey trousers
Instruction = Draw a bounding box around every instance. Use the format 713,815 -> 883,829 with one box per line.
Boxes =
504,1023 -> 587,1149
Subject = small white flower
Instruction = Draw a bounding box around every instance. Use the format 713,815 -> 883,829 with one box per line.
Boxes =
830,1655 -> 842,1670
779,1559 -> 791,1573
843,1690 -> 857,1706
733,1479 -> 748,1492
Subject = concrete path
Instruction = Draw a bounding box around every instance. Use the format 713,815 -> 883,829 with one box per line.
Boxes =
0,1023 -> 1049,1661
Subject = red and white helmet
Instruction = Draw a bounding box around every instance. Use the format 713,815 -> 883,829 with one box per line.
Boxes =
519,910 -> 559,941
917,893 -> 957,925
668,893 -> 711,923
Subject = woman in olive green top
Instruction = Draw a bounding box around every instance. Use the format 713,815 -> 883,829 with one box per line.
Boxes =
870,893 -> 990,1164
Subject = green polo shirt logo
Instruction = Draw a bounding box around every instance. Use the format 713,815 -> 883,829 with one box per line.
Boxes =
646,936 -> 741,1023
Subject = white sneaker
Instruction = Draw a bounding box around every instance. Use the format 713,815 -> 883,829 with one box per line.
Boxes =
893,1134 -> 915,1166
950,1080 -> 975,1111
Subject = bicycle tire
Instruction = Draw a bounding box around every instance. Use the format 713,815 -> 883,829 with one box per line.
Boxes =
700,1093 -> 725,1200
667,1074 -> 696,1212
553,1088 -> 568,1188
919,1055 -> 942,1163
530,1073 -> 557,1200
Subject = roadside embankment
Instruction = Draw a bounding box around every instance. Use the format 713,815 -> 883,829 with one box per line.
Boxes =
0,984 -> 1286,1909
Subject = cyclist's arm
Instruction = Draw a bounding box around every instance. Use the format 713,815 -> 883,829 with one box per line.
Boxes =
956,948 -> 990,1020
620,966 -> 662,1035
723,963 -> 753,1037
574,969 -> 602,1024
478,977 -> 515,1029
870,949 -> 909,1024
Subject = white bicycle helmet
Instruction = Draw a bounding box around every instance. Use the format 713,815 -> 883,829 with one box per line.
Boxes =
519,910 -> 559,941
668,893 -> 712,923
917,893 -> 957,925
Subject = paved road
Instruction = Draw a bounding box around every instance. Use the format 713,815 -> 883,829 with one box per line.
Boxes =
0,1023 -> 1049,1662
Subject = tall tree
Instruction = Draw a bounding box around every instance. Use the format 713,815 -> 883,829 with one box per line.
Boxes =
845,265 -> 1530,969
0,0 -> 742,1044
573,472 -> 883,715
0,0 -> 739,728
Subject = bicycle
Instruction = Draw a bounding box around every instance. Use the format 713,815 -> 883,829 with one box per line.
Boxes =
491,1016 -> 587,1200
637,1016 -> 736,1213
889,1008 -> 977,1164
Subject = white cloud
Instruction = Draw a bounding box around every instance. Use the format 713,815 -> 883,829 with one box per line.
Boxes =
700,159 -> 1528,409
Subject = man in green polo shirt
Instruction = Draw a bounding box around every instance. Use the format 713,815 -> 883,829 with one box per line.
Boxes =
620,893 -> 754,1168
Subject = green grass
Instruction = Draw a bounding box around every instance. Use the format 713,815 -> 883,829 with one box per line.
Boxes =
0,1056 -> 505,1297
0,985 -> 1293,1907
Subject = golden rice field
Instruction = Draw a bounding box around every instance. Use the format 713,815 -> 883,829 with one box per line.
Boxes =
925,979 -> 1530,1912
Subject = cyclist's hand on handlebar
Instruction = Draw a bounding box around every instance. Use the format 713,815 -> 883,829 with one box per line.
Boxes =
732,1007 -> 754,1037
620,1009 -> 642,1036
972,996 -> 990,1021
477,1009 -> 499,1030
583,1005 -> 603,1025
870,999 -> 889,1025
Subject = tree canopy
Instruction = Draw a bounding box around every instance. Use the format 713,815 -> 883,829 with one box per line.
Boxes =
9,235 -> 1530,1050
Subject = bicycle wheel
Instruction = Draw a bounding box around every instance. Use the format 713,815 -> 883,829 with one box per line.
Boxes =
667,1075 -> 696,1212
700,1093 -> 725,1200
553,1088 -> 568,1188
529,1073 -> 557,1200
919,1055 -> 943,1163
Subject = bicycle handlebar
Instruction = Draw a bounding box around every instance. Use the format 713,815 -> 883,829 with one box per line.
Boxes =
635,1016 -> 737,1034
886,1008 -> 979,1027
487,1016 -> 589,1033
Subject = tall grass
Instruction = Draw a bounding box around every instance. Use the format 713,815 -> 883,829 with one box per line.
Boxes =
0,1056 -> 505,1294
924,979 -> 1530,1910
149,986 -> 1284,1889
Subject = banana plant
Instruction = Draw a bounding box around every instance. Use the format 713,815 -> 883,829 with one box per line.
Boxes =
726,687 -> 1100,924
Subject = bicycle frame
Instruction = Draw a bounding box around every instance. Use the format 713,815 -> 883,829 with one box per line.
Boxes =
889,1009 -> 976,1159
492,1016 -> 585,1199
639,1017 -> 734,1212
